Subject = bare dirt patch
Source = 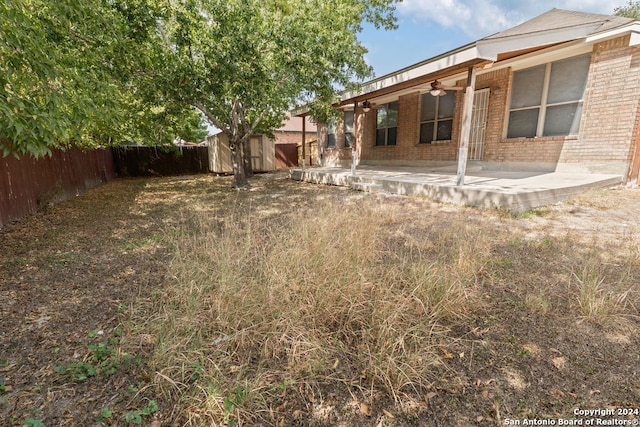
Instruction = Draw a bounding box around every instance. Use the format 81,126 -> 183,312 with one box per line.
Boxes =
1,172 -> 639,426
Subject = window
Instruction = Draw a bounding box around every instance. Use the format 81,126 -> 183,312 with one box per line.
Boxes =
420,92 -> 455,143
344,111 -> 354,148
327,121 -> 336,148
507,53 -> 590,138
376,102 -> 398,146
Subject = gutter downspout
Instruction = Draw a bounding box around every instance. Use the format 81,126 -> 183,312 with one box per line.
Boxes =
456,66 -> 477,187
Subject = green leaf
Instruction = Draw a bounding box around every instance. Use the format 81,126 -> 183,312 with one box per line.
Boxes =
22,418 -> 46,427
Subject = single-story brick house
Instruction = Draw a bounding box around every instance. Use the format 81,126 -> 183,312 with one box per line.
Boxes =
299,9 -> 640,183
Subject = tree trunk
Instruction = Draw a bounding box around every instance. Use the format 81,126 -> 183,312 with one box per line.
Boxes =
230,138 -> 248,188
242,137 -> 254,178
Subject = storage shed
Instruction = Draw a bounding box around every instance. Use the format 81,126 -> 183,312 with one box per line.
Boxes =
208,133 -> 276,173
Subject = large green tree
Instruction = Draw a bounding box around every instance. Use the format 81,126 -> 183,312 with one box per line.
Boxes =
615,1 -> 640,19
130,0 -> 399,187
0,0 -> 206,157
1,0 -> 398,184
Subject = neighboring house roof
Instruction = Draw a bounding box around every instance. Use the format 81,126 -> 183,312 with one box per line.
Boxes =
278,112 -> 317,132
330,8 -> 640,108
208,112 -> 317,138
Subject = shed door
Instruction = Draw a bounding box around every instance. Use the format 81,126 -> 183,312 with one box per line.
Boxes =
250,136 -> 263,171
469,88 -> 490,161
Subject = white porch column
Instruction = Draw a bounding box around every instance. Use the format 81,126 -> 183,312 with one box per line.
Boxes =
456,66 -> 477,187
351,101 -> 357,176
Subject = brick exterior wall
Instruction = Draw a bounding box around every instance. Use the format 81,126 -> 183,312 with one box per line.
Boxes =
571,35 -> 640,176
317,35 -> 640,178
321,111 -> 358,167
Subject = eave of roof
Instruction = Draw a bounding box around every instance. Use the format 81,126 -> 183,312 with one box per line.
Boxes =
476,8 -> 636,59
337,43 -> 495,106
293,8 -> 640,116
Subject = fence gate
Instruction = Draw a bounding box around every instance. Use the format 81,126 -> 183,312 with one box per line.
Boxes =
469,88 -> 490,161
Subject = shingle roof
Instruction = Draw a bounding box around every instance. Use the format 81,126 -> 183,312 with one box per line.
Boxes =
482,8 -> 635,41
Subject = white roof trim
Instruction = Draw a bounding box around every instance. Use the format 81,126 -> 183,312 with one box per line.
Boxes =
340,44 -> 494,101
476,23 -> 602,59
291,105 -> 310,117
585,22 -> 640,45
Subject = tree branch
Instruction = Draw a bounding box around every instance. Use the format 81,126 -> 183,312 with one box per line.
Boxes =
191,100 -> 227,134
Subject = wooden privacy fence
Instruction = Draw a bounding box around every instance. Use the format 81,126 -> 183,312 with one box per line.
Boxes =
0,147 -> 115,228
297,140 -> 318,167
112,146 -> 209,176
275,143 -> 298,169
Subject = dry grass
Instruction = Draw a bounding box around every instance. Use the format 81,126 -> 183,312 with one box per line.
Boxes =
4,173 -> 640,426
119,175 -> 640,426
571,262 -> 635,325
524,290 -> 550,315
137,197 -> 491,425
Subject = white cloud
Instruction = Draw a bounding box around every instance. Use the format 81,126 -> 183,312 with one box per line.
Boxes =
398,0 -> 629,38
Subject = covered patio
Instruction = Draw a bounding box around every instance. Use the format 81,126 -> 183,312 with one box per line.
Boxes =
290,9 -> 640,210
290,164 -> 623,212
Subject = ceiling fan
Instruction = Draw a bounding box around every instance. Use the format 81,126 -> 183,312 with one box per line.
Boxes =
429,80 -> 463,96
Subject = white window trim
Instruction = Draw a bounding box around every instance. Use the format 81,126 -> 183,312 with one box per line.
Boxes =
506,54 -> 590,138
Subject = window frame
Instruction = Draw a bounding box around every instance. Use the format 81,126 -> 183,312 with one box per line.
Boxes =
375,101 -> 398,146
419,91 -> 455,144
327,120 -> 336,148
507,53 -> 590,139
344,110 -> 354,148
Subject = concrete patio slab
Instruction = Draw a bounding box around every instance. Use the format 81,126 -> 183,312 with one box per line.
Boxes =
290,165 -> 623,212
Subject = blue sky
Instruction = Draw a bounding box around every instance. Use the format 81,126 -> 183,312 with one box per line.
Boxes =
359,0 -> 631,78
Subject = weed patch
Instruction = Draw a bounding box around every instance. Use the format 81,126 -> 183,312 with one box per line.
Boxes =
124,400 -> 158,425
572,263 -> 634,325
4,173 -> 640,426
54,330 -> 138,382
136,198 -> 490,424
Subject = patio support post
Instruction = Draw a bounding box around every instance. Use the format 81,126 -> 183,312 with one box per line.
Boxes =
301,116 -> 306,171
351,101 -> 357,176
456,66 -> 477,186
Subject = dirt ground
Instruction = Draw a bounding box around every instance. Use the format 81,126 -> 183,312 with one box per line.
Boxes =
0,171 -> 639,426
